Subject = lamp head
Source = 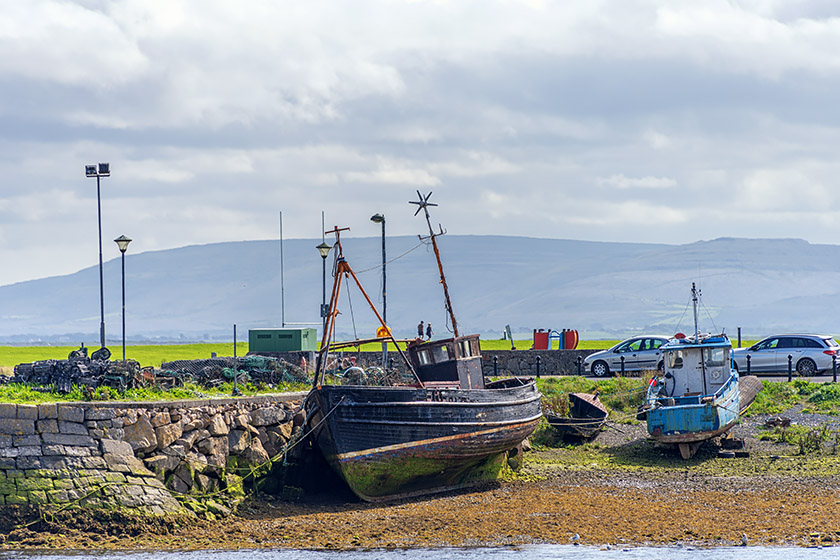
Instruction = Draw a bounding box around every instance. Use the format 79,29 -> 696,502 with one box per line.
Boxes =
316,241 -> 332,259
114,235 -> 132,253
370,213 -> 385,224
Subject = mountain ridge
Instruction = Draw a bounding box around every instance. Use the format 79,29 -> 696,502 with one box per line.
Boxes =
2,235 -> 839,343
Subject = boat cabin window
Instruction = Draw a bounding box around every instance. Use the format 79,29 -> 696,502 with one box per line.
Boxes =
417,350 -> 431,366
666,350 -> 683,369
432,344 -> 450,363
459,339 -> 474,358
703,347 -> 727,367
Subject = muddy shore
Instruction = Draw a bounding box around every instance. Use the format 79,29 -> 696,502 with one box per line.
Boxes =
1,412 -> 838,551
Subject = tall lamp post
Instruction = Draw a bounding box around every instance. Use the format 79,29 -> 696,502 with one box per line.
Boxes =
114,235 -> 131,361
86,163 -> 110,349
370,213 -> 387,367
316,241 -> 332,335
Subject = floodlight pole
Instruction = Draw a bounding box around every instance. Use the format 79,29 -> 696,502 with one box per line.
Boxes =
87,163 -> 110,349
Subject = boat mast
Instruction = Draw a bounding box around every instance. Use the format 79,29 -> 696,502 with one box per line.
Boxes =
692,282 -> 709,391
691,282 -> 700,340
313,225 -> 420,388
410,191 -> 459,338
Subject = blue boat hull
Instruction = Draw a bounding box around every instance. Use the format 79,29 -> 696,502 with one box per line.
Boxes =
646,375 -> 740,444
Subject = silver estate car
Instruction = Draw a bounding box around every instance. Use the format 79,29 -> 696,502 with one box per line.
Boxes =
584,336 -> 671,377
732,334 -> 839,376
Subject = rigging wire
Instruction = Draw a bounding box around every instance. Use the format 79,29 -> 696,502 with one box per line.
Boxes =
354,241 -> 426,274
344,273 -> 359,340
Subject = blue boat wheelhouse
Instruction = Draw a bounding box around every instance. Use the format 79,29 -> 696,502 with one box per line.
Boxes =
644,284 -> 740,459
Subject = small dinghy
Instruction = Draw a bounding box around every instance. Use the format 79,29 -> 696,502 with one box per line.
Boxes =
545,392 -> 608,440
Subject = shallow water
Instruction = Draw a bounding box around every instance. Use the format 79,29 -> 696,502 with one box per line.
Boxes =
1,545 -> 836,560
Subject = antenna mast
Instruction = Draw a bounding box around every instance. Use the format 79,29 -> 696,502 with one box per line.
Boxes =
410,191 -> 459,338
691,282 -> 700,340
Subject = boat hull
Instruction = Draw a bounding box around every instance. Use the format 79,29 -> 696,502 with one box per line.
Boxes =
307,381 -> 542,501
645,376 -> 740,445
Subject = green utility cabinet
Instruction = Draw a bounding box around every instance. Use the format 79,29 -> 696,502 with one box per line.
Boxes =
248,328 -> 317,352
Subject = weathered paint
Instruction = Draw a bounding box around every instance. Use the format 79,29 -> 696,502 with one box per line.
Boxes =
328,420 -> 538,501
308,380 -> 541,501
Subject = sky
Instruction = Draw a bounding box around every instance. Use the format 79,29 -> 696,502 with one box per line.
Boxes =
3,0 -> 840,286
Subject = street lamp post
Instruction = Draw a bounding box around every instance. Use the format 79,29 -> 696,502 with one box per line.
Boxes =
86,163 -> 110,349
316,241 -> 332,335
370,213 -> 386,368
114,235 -> 132,361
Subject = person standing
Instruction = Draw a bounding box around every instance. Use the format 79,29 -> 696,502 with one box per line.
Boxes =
426,323 -> 433,340
417,320 -> 424,339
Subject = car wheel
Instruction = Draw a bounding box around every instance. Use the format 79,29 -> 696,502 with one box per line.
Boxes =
796,358 -> 817,377
591,361 -> 610,377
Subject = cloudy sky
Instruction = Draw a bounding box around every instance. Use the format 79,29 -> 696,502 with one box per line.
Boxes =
2,0 -> 840,286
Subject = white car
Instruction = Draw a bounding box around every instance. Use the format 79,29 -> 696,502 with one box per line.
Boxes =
732,334 -> 839,376
584,336 -> 671,377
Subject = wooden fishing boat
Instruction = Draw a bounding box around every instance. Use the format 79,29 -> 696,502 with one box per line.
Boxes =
544,392 -> 608,439
641,283 -> 749,459
305,192 -> 541,501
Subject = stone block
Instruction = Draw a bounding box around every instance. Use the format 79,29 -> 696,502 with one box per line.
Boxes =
123,415 -> 157,453
59,421 -> 89,435
86,407 -> 115,421
17,477 -> 54,491
53,478 -> 74,490
80,456 -> 107,469
250,407 -> 287,426
228,430 -> 249,454
36,419 -> 59,433
0,435 -> 11,447
57,406 -> 84,423
101,438 -> 134,456
42,458 -> 69,471
0,457 -> 13,469
0,480 -> 17,493
17,405 -> 38,420
242,438 -> 270,466
38,403 -> 57,419
104,472 -> 127,483
47,489 -> 69,503
0,404 -> 16,419
5,493 -> 27,505
41,433 -> 96,447
0,448 -> 19,458
0,418 -> 35,436
42,445 -> 66,456
64,446 -> 92,457
208,414 -> 229,436
150,411 -> 171,428
15,457 -> 43,470
17,446 -> 41,457
28,490 -> 48,504
13,435 -> 41,447
155,423 -> 183,450
168,472 -> 190,494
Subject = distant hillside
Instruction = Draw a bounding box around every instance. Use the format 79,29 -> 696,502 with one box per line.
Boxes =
2,236 -> 840,344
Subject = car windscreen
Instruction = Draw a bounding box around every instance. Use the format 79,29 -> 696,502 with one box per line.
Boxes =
823,338 -> 840,348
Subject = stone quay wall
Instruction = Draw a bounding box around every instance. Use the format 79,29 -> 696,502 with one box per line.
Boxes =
0,393 -> 305,516
323,349 -> 600,377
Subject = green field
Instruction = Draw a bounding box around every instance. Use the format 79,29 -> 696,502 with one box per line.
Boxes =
0,338 -> 763,370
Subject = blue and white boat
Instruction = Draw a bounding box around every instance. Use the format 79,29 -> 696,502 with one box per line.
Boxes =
643,283 -> 740,459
